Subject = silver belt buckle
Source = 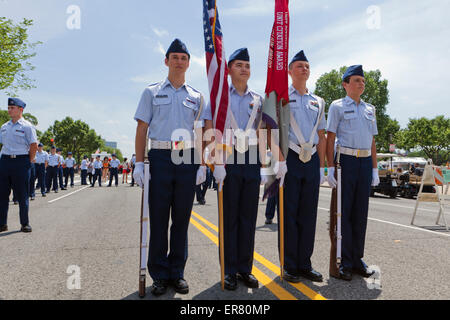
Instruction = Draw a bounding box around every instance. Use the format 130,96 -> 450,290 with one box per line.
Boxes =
11,155 -> 17,159
172,141 -> 185,150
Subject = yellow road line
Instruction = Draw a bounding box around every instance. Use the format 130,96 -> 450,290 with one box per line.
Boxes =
189,217 -> 297,300
191,211 -> 327,301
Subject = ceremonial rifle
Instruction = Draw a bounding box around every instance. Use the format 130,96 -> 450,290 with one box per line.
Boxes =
139,136 -> 150,298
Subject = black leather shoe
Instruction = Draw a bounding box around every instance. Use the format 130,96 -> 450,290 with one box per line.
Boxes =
353,267 -> 375,278
171,278 -> 189,294
0,225 -> 8,232
298,269 -> 323,282
282,270 -> 301,283
150,280 -> 168,296
42,194 -> 46,197
265,219 -> 273,225
21,225 -> 32,233
237,273 -> 259,288
224,274 -> 238,291
336,267 -> 352,281
30,196 -> 35,201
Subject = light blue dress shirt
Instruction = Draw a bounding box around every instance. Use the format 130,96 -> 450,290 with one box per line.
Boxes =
48,154 -> 60,166
134,78 -> 207,142
0,118 -> 37,155
327,96 -> 378,150
288,86 -> 326,146
81,160 -> 88,170
65,158 -> 76,168
204,85 -> 263,131
35,151 -> 49,164
93,160 -> 102,169
110,159 -> 120,168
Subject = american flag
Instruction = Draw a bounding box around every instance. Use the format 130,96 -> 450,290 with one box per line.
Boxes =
203,0 -> 229,136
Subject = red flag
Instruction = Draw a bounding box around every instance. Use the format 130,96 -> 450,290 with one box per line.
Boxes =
264,0 -> 290,105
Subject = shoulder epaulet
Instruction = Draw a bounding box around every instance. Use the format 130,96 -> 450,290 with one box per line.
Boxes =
147,82 -> 161,88
331,98 -> 345,107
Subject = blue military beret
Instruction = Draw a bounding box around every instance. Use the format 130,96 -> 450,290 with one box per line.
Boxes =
112,153 -> 116,157
56,148 -> 61,152
343,65 -> 365,81
290,50 -> 309,65
8,97 -> 26,108
83,155 -> 88,159
166,38 -> 190,59
38,143 -> 44,147
51,146 -> 56,149
68,152 -> 72,155
229,48 -> 250,64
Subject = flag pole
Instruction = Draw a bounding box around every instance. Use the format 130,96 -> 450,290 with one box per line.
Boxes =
279,183 -> 285,281
218,181 -> 225,291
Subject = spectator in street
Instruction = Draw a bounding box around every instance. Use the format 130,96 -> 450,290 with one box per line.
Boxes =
122,157 -> 130,184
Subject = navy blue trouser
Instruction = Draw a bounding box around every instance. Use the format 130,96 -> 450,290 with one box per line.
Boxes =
58,167 -> 64,188
282,150 -> 320,273
92,169 -> 102,186
29,163 -> 36,198
46,166 -> 58,192
147,149 -> 199,281
265,193 -> 278,220
35,163 -> 46,194
64,167 -> 74,187
339,154 -> 372,270
81,169 -> 88,185
0,157 -> 31,226
221,148 -> 261,275
108,168 -> 118,186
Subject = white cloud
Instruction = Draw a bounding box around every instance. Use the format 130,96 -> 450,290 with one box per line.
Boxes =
151,26 -> 169,38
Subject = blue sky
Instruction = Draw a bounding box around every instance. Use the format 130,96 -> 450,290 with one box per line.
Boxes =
1,0 -> 449,157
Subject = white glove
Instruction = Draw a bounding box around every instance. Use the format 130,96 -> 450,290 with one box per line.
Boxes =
320,167 -> 326,185
133,162 -> 146,188
372,168 -> 380,186
196,165 -> 207,185
213,165 -> 226,191
327,167 -> 337,189
260,168 -> 269,186
274,161 -> 288,187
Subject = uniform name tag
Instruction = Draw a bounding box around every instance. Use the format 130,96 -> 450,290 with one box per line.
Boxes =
289,100 -> 297,103
15,130 -> 25,133
186,98 -> 196,105
344,110 -> 355,114
156,95 -> 168,98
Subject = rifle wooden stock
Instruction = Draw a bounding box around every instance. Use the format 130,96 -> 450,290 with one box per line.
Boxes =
138,137 -> 150,298
139,185 -> 146,298
329,183 -> 339,278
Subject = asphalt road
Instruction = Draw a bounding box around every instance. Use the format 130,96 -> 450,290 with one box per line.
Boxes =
0,175 -> 449,300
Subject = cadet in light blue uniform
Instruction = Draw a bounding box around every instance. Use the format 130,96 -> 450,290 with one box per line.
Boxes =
46,146 -> 60,193
281,51 -> 327,284
133,39 -> 208,296
0,98 -> 37,233
91,155 -> 102,187
205,48 -> 264,290
57,148 -> 66,190
326,65 -> 379,281
108,154 -> 120,187
35,143 -> 49,197
64,152 -> 76,188
80,156 -> 89,185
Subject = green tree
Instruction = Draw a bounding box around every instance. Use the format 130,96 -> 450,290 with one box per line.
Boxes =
40,117 -> 104,163
0,18 -> 41,95
103,146 -> 124,162
314,67 -> 397,152
398,116 -> 450,165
